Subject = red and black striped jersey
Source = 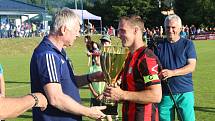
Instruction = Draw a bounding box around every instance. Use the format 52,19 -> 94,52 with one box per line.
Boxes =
120,46 -> 161,121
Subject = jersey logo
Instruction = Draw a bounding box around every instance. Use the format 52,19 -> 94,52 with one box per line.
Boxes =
152,64 -> 158,73
128,67 -> 132,74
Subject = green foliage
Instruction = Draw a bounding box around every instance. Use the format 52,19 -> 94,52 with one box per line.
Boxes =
86,0 -> 162,28
175,0 -> 215,26
17,0 -> 214,27
86,0 -> 214,27
26,0 -> 44,6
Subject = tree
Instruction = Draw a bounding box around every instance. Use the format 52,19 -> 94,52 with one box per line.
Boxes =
175,0 -> 215,27
24,0 -> 214,28
86,0 -> 163,29
26,0 -> 44,6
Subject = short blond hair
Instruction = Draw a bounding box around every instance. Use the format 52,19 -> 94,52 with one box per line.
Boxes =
120,15 -> 145,32
49,7 -> 81,35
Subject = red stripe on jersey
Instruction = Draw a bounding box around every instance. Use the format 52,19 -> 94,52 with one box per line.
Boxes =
138,54 -> 158,75
156,107 -> 159,121
152,79 -> 161,83
144,104 -> 152,121
128,103 -> 136,121
126,49 -> 142,91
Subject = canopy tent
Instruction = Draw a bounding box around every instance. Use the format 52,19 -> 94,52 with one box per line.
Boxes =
29,13 -> 52,22
72,9 -> 101,20
72,9 -> 102,34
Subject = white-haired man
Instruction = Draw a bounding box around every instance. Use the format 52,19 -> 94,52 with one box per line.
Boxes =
155,14 -> 197,121
30,7 -> 106,121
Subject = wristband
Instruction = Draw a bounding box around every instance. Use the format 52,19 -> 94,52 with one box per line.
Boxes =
87,74 -> 92,83
28,93 -> 39,107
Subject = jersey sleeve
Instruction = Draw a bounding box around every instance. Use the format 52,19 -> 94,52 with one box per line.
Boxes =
138,52 -> 161,87
37,51 -> 62,86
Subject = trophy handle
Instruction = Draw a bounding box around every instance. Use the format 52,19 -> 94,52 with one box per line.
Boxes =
101,52 -> 112,83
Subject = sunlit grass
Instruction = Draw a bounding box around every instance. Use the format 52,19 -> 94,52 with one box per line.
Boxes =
0,37 -> 215,121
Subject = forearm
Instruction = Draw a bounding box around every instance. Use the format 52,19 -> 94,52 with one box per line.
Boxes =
75,74 -> 91,87
49,94 -> 91,117
75,72 -> 103,87
173,59 -> 196,76
45,83 -> 105,119
0,76 -> 5,96
121,85 -> 162,104
0,95 -> 35,119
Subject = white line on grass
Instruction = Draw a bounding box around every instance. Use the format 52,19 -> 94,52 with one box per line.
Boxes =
6,84 -> 29,90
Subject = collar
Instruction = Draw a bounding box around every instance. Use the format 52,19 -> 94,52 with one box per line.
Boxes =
130,46 -> 146,55
42,36 -> 66,57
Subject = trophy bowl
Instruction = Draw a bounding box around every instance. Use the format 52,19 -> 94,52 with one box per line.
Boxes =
100,46 -> 128,115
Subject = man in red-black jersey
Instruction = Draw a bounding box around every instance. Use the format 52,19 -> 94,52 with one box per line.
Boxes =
104,15 -> 162,121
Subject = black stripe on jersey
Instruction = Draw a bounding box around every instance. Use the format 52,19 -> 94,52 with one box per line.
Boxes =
145,81 -> 161,87
124,101 -> 129,121
135,103 -> 144,121
134,47 -> 147,91
152,104 -> 158,121
121,53 -> 132,90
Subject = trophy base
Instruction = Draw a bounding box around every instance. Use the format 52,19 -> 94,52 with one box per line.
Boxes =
101,102 -> 118,115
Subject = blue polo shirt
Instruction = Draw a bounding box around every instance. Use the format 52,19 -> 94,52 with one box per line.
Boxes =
155,38 -> 197,94
30,36 -> 82,121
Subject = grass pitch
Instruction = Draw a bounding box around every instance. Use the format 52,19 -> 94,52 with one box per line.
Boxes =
0,37 -> 215,121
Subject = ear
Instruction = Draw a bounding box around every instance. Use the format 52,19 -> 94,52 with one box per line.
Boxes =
60,25 -> 67,35
134,26 -> 139,34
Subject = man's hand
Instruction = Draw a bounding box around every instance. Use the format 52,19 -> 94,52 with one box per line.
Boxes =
96,93 -> 104,100
103,85 -> 124,101
87,106 -> 106,119
161,69 -> 176,80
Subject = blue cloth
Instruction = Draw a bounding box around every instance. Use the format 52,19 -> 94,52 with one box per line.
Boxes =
0,64 -> 3,75
180,31 -> 187,38
155,38 -> 197,94
30,36 -> 82,121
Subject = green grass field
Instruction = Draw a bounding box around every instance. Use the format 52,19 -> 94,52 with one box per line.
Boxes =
0,37 -> 215,121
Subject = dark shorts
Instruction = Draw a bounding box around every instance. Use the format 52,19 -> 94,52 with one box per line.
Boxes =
91,98 -> 118,115
90,98 -> 102,106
